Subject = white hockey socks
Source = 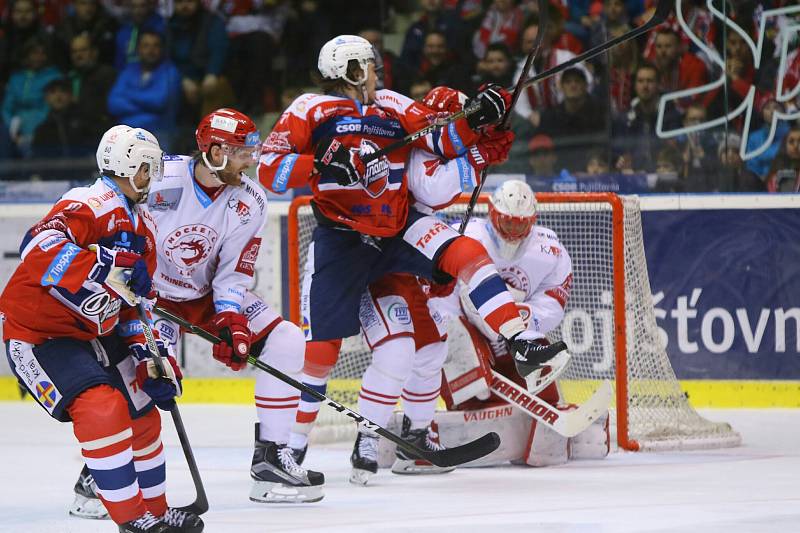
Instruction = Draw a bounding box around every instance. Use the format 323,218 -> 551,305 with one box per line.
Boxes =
402,342 -> 447,430
358,337 -> 416,430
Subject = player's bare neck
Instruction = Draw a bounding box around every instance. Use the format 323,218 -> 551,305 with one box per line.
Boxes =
194,160 -> 225,190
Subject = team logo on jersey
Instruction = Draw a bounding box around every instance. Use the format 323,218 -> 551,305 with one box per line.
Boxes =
358,139 -> 390,198
228,198 -> 252,224
163,224 -> 218,276
36,381 -> 59,408
264,130 -> 292,153
387,302 -> 411,325
235,237 -> 261,276
499,265 -> 530,294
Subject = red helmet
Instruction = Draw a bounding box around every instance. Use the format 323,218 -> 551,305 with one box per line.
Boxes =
196,108 -> 260,152
423,86 -> 468,114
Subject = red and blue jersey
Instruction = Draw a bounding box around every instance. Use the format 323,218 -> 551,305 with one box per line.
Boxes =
258,89 -> 479,237
0,177 -> 159,345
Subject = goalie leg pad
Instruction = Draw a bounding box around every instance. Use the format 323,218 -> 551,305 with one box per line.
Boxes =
569,409 -> 610,460
441,317 -> 493,409
524,416 -> 569,467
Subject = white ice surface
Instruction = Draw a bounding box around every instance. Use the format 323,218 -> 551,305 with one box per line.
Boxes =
0,402 -> 798,533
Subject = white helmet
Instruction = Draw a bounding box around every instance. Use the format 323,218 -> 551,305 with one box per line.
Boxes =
488,179 -> 538,259
318,35 -> 375,86
96,125 -> 164,199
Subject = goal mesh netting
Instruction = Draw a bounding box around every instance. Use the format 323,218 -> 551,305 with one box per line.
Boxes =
287,193 -> 741,451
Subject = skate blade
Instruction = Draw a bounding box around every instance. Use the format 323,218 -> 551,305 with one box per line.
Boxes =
249,480 -> 324,504
391,459 -> 456,475
348,467 -> 375,486
69,493 -> 109,520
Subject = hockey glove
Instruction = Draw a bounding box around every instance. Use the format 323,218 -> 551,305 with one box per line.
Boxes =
314,137 -> 365,187
210,311 -> 251,371
466,84 -> 513,130
88,245 -> 151,306
131,343 -> 183,410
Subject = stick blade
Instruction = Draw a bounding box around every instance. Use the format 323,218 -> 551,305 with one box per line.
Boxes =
174,498 -> 209,516
423,431 -> 501,467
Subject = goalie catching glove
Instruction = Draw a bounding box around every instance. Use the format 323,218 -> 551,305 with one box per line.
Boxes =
314,137 -> 365,186
210,311 -> 252,371
88,245 -> 151,306
130,342 -> 183,410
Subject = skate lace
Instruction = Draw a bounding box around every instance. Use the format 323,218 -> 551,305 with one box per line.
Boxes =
162,508 -> 191,527
278,446 -> 307,478
358,434 -> 378,461
425,427 -> 446,452
131,511 -> 161,528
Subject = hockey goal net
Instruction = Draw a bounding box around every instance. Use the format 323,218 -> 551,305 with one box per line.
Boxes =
287,193 -> 741,451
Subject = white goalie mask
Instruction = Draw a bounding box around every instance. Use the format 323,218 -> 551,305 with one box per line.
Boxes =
318,35 -> 375,86
96,125 -> 164,201
488,180 -> 538,260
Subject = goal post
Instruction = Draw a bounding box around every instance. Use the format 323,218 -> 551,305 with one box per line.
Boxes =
287,193 -> 741,451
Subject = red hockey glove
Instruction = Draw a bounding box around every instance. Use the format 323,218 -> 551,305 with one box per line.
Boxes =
313,137 -> 365,186
131,343 -> 183,410
210,311 -> 251,371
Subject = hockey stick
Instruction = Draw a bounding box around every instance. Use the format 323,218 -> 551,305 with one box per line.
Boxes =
361,0 -> 671,166
152,306 -> 501,468
457,0 -> 548,234
137,302 -> 209,515
490,370 -> 613,438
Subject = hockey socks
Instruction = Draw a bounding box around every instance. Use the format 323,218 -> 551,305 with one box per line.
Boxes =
437,237 -> 525,339
290,340 -> 341,449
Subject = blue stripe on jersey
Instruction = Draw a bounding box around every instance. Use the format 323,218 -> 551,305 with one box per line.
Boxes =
454,156 -> 474,190
300,382 -> 327,403
469,274 -> 508,309
136,462 -> 166,489
311,115 -> 407,146
272,154 -> 298,193
214,299 -> 241,313
90,463 -> 137,491
117,320 -> 142,337
388,167 -> 404,184
41,243 -> 81,286
191,179 -> 213,208
431,128 -> 444,158
19,230 -> 35,256
447,122 -> 467,156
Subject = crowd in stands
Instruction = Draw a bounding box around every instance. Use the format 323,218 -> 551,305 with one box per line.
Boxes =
0,0 -> 798,192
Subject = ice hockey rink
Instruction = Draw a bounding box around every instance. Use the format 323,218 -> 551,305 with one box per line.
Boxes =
0,402 -> 798,533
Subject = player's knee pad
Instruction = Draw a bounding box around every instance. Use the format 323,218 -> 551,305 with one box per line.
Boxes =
412,341 -> 448,379
67,384 -> 131,444
303,339 -> 342,378
436,236 -> 493,282
259,320 -> 305,374
370,336 -> 416,382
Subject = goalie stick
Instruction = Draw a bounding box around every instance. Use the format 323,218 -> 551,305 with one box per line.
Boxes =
361,0 -> 672,166
490,370 -> 613,438
458,0 -> 548,234
153,306 -> 501,468
137,302 -> 209,515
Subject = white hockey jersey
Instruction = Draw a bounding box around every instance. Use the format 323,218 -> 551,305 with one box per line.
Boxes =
405,147 -> 479,214
147,155 -> 267,313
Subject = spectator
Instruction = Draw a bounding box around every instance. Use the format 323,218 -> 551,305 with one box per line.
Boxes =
400,0 -> 468,70
537,67 -> 607,172
474,42 -> 514,89
603,24 -> 639,117
585,148 -> 610,175
702,29 -> 760,124
54,0 -> 118,68
527,133 -> 558,178
653,144 -> 682,192
472,0 -> 524,59
31,78 -> 96,163
1,35 -> 62,157
415,30 -> 473,92
114,0 -> 166,70
67,32 -> 117,136
0,0 -> 54,91
745,98 -> 790,180
281,0 -> 330,87
512,17 -> 593,127
678,103 -> 716,192
546,0 -> 583,55
612,63 -> 680,173
766,128 -> 800,193
588,0 -> 629,50
652,28 -> 707,111
219,0 -> 290,115
359,27 -> 409,92
168,0 -> 230,121
107,30 -> 181,151
408,78 -> 433,102
717,134 -> 763,192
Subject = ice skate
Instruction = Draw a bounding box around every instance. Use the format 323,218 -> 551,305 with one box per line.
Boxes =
69,464 -> 109,520
391,416 -> 456,475
249,424 -> 324,503
118,512 -> 169,533
161,507 -> 204,532
349,431 -> 379,485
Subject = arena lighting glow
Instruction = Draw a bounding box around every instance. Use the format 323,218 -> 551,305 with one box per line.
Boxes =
656,2 -> 800,161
